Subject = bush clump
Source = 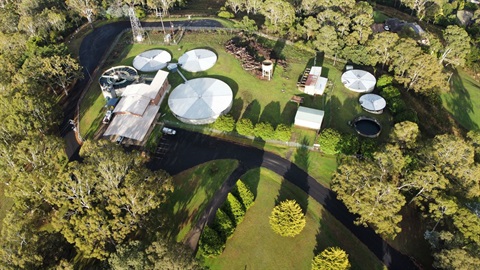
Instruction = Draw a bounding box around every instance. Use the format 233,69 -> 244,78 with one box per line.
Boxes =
269,200 -> 306,237
198,226 -> 225,257
317,128 -> 342,155
236,118 -> 254,136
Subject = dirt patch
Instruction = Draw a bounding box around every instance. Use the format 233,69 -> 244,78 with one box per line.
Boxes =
225,36 -> 287,79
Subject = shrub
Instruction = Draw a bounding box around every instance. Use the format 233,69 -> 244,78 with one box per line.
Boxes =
232,180 -> 255,210
274,124 -> 292,142
388,97 -> 407,115
198,226 -> 225,257
394,109 -> 418,123
269,200 -> 306,237
359,138 -> 378,159
212,114 -> 235,132
236,118 -> 254,136
317,128 -> 342,155
221,193 -> 246,225
254,122 -> 275,140
311,247 -> 351,270
380,85 -> 401,100
211,208 -> 235,239
135,6 -> 146,19
337,133 -> 360,155
218,7 -> 234,19
376,74 -> 393,89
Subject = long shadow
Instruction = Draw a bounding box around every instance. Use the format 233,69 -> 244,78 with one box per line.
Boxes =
258,101 -> 281,127
280,102 -> 298,124
231,97 -> 244,121
444,69 -> 478,130
242,100 -> 261,124
275,136 -> 310,213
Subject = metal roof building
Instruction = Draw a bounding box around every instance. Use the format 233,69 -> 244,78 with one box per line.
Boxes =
294,106 -> 325,130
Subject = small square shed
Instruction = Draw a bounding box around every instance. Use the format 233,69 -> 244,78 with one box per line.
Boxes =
294,106 -> 325,130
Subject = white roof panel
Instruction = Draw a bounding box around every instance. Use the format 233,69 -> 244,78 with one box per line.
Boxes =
168,78 -> 233,121
133,50 -> 171,72
359,94 -> 386,111
341,69 -> 376,93
113,95 -> 150,116
178,49 -> 217,72
294,106 -> 325,130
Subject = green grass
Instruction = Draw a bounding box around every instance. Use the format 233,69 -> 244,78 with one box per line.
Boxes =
204,168 -> 386,270
161,159 -> 239,242
442,69 -> 480,131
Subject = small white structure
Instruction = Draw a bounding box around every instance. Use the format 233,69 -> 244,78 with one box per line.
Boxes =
178,49 -> 217,72
341,69 -> 376,93
104,70 -> 170,142
294,106 -> 325,131
133,50 -> 172,72
168,78 -> 233,125
359,94 -> 387,114
262,60 -> 273,80
304,66 -> 328,95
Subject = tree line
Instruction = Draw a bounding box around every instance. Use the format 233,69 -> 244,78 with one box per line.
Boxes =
329,122 -> 480,269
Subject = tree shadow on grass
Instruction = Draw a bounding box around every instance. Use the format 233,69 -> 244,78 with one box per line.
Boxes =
243,100 -> 261,124
157,160 -> 239,240
231,97 -> 244,121
274,137 -> 310,214
259,101 -> 281,127
443,69 -> 479,131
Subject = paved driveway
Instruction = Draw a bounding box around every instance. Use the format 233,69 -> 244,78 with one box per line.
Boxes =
149,128 -> 418,270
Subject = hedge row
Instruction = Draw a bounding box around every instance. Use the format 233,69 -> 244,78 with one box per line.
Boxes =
212,115 -> 292,142
198,180 -> 255,257
378,75 -> 418,124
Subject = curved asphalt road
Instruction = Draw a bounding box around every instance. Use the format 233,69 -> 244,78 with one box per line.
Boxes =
64,20 -> 419,270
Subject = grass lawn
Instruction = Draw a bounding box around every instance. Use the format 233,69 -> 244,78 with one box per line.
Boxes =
442,69 -> 480,131
204,168 -> 385,270
160,159 -> 239,242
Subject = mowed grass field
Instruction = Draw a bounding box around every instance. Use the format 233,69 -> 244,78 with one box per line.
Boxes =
204,168 -> 385,270
161,159 -> 238,242
442,69 -> 480,131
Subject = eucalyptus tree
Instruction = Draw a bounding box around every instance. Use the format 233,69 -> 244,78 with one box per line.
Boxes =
259,0 -> 295,35
439,25 -> 471,67
66,0 -> 101,24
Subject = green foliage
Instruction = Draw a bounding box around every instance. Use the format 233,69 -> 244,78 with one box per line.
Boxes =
199,226 -> 225,257
311,247 -> 351,270
236,118 -> 254,136
274,124 -> 292,142
232,180 -> 255,210
212,114 -> 235,132
376,75 -> 393,89
217,7 -> 234,19
212,208 -> 235,239
337,133 -> 360,155
135,6 -> 146,19
269,200 -> 306,237
254,122 -> 275,140
433,248 -> 480,270
359,138 -> 378,159
234,16 -> 258,32
390,121 -> 420,149
221,193 -> 246,225
332,159 -> 405,238
388,97 -> 408,115
108,241 -> 146,270
380,85 -> 401,100
317,128 -> 342,155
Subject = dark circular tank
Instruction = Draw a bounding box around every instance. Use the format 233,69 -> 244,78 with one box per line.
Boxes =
353,116 -> 381,138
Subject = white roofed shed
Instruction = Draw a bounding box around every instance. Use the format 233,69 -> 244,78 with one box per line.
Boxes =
294,106 -> 325,130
